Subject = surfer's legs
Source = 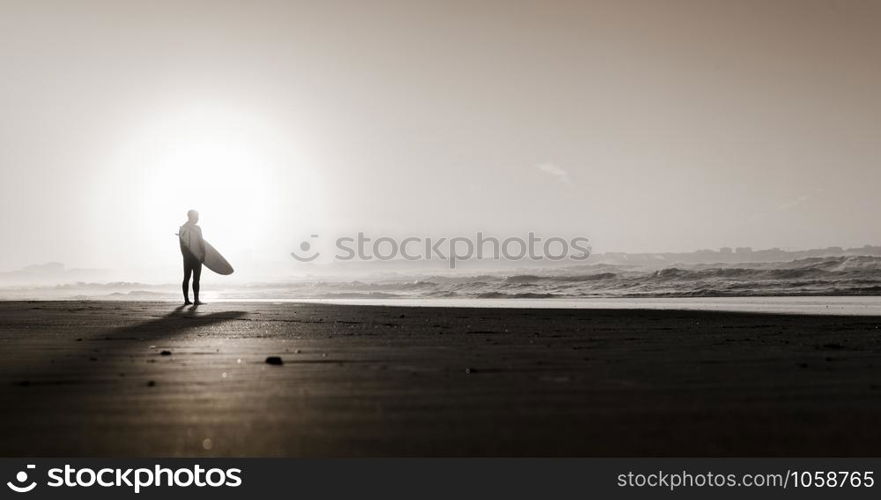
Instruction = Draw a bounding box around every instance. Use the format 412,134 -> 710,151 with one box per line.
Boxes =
192,263 -> 202,303
182,260 -> 193,304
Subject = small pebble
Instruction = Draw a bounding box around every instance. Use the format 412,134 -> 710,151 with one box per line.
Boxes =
265,356 -> 284,365
160,350 -> 172,356
147,380 -> 156,387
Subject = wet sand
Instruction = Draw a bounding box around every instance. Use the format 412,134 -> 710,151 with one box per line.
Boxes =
1,300 -> 880,456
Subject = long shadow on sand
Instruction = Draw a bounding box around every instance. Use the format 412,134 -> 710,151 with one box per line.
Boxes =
100,305 -> 247,342
9,305 -> 247,385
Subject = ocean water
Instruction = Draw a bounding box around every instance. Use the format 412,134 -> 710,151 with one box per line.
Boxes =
3,257 -> 881,315
224,255 -> 881,300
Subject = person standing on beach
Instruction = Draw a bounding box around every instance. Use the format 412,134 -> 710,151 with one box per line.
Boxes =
179,209 -> 206,305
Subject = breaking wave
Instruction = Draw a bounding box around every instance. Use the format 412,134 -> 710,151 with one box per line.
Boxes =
301,256 -> 881,299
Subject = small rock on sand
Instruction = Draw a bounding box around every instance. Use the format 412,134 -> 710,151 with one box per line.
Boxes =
265,356 -> 284,365
160,350 -> 172,356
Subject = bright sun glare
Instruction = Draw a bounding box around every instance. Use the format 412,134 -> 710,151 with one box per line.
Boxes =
147,121 -> 270,248
104,103 -> 320,271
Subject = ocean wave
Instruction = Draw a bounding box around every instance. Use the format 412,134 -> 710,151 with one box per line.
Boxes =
446,256 -> 881,298
5,256 -> 881,300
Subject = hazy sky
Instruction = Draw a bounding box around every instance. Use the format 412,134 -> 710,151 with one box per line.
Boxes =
1,0 -> 879,273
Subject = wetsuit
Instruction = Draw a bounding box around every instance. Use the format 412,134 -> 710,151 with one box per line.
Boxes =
179,223 -> 205,303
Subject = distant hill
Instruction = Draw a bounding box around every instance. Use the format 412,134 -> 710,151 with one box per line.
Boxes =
0,263 -> 113,286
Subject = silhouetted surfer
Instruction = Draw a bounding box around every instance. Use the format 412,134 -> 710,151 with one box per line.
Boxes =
179,209 -> 206,305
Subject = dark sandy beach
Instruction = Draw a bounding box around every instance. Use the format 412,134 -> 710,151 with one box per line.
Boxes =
1,301 -> 880,457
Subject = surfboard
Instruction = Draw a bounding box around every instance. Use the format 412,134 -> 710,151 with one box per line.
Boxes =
202,240 -> 234,275
178,228 -> 234,275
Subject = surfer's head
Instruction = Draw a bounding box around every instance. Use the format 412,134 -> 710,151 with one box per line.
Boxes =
187,209 -> 199,224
